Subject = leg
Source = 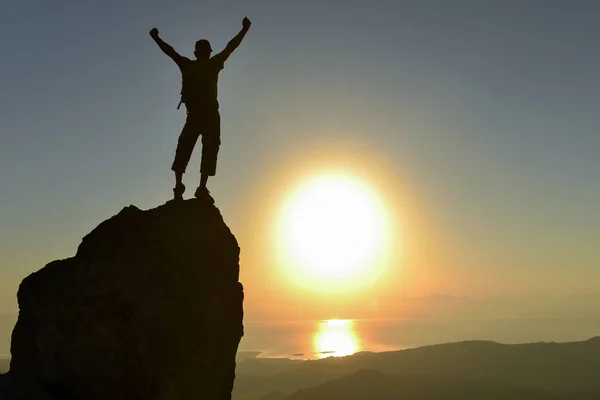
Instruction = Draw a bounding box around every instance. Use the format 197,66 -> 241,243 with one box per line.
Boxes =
171,111 -> 201,199
200,172 -> 209,189
199,110 -> 221,181
175,171 -> 183,186
199,134 -> 220,180
195,109 -> 221,200
173,171 -> 184,200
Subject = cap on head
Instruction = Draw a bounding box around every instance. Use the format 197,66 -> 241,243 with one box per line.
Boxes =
195,39 -> 213,53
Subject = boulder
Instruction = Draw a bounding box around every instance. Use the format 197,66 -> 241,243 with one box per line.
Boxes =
5,199 -> 243,400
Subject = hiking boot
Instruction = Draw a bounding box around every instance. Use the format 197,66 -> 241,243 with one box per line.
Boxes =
194,186 -> 215,204
173,183 -> 185,201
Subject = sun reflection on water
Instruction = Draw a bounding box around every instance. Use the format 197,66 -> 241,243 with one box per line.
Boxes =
313,319 -> 361,358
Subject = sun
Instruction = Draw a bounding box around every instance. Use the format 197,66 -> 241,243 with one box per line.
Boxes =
275,173 -> 390,293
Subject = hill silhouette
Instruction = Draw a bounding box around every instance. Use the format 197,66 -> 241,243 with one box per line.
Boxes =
1,199 -> 244,400
272,369 -> 552,400
234,337 -> 600,399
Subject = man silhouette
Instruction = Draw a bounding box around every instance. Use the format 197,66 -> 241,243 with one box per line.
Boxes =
150,17 -> 251,201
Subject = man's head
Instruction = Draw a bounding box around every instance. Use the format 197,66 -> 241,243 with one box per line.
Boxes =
194,39 -> 212,59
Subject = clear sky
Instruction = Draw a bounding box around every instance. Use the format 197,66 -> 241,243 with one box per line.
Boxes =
1,0 -> 600,318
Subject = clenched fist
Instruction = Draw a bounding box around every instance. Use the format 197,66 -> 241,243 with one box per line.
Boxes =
242,17 -> 251,29
149,28 -> 159,38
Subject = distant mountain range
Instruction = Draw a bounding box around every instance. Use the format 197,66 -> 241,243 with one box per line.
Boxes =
234,337 -> 600,400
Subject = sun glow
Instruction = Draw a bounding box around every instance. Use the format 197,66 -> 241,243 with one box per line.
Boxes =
313,319 -> 360,358
276,173 -> 391,293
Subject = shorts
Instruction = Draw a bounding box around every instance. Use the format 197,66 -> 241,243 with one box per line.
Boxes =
171,106 -> 221,176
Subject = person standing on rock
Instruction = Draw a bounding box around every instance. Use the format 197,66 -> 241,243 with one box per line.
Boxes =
150,17 -> 251,201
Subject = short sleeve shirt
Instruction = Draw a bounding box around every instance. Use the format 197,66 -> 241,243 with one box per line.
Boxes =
176,54 -> 225,108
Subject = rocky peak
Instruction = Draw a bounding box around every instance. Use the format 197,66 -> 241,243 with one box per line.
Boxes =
1,199 -> 244,400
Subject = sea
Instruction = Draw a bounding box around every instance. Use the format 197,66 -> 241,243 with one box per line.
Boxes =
239,316 -> 600,360
1,316 -> 598,362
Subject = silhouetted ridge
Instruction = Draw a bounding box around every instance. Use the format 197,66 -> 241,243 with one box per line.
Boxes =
280,369 -> 551,400
235,337 -> 600,399
1,199 -> 243,400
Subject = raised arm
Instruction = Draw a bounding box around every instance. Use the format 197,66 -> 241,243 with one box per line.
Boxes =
214,17 -> 251,63
149,28 -> 184,64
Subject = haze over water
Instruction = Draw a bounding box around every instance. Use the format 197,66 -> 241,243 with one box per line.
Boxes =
240,294 -> 600,359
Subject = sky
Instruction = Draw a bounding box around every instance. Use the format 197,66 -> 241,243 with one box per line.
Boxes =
1,0 -> 600,322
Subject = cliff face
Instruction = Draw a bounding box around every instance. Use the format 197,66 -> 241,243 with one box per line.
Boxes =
1,200 -> 244,400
